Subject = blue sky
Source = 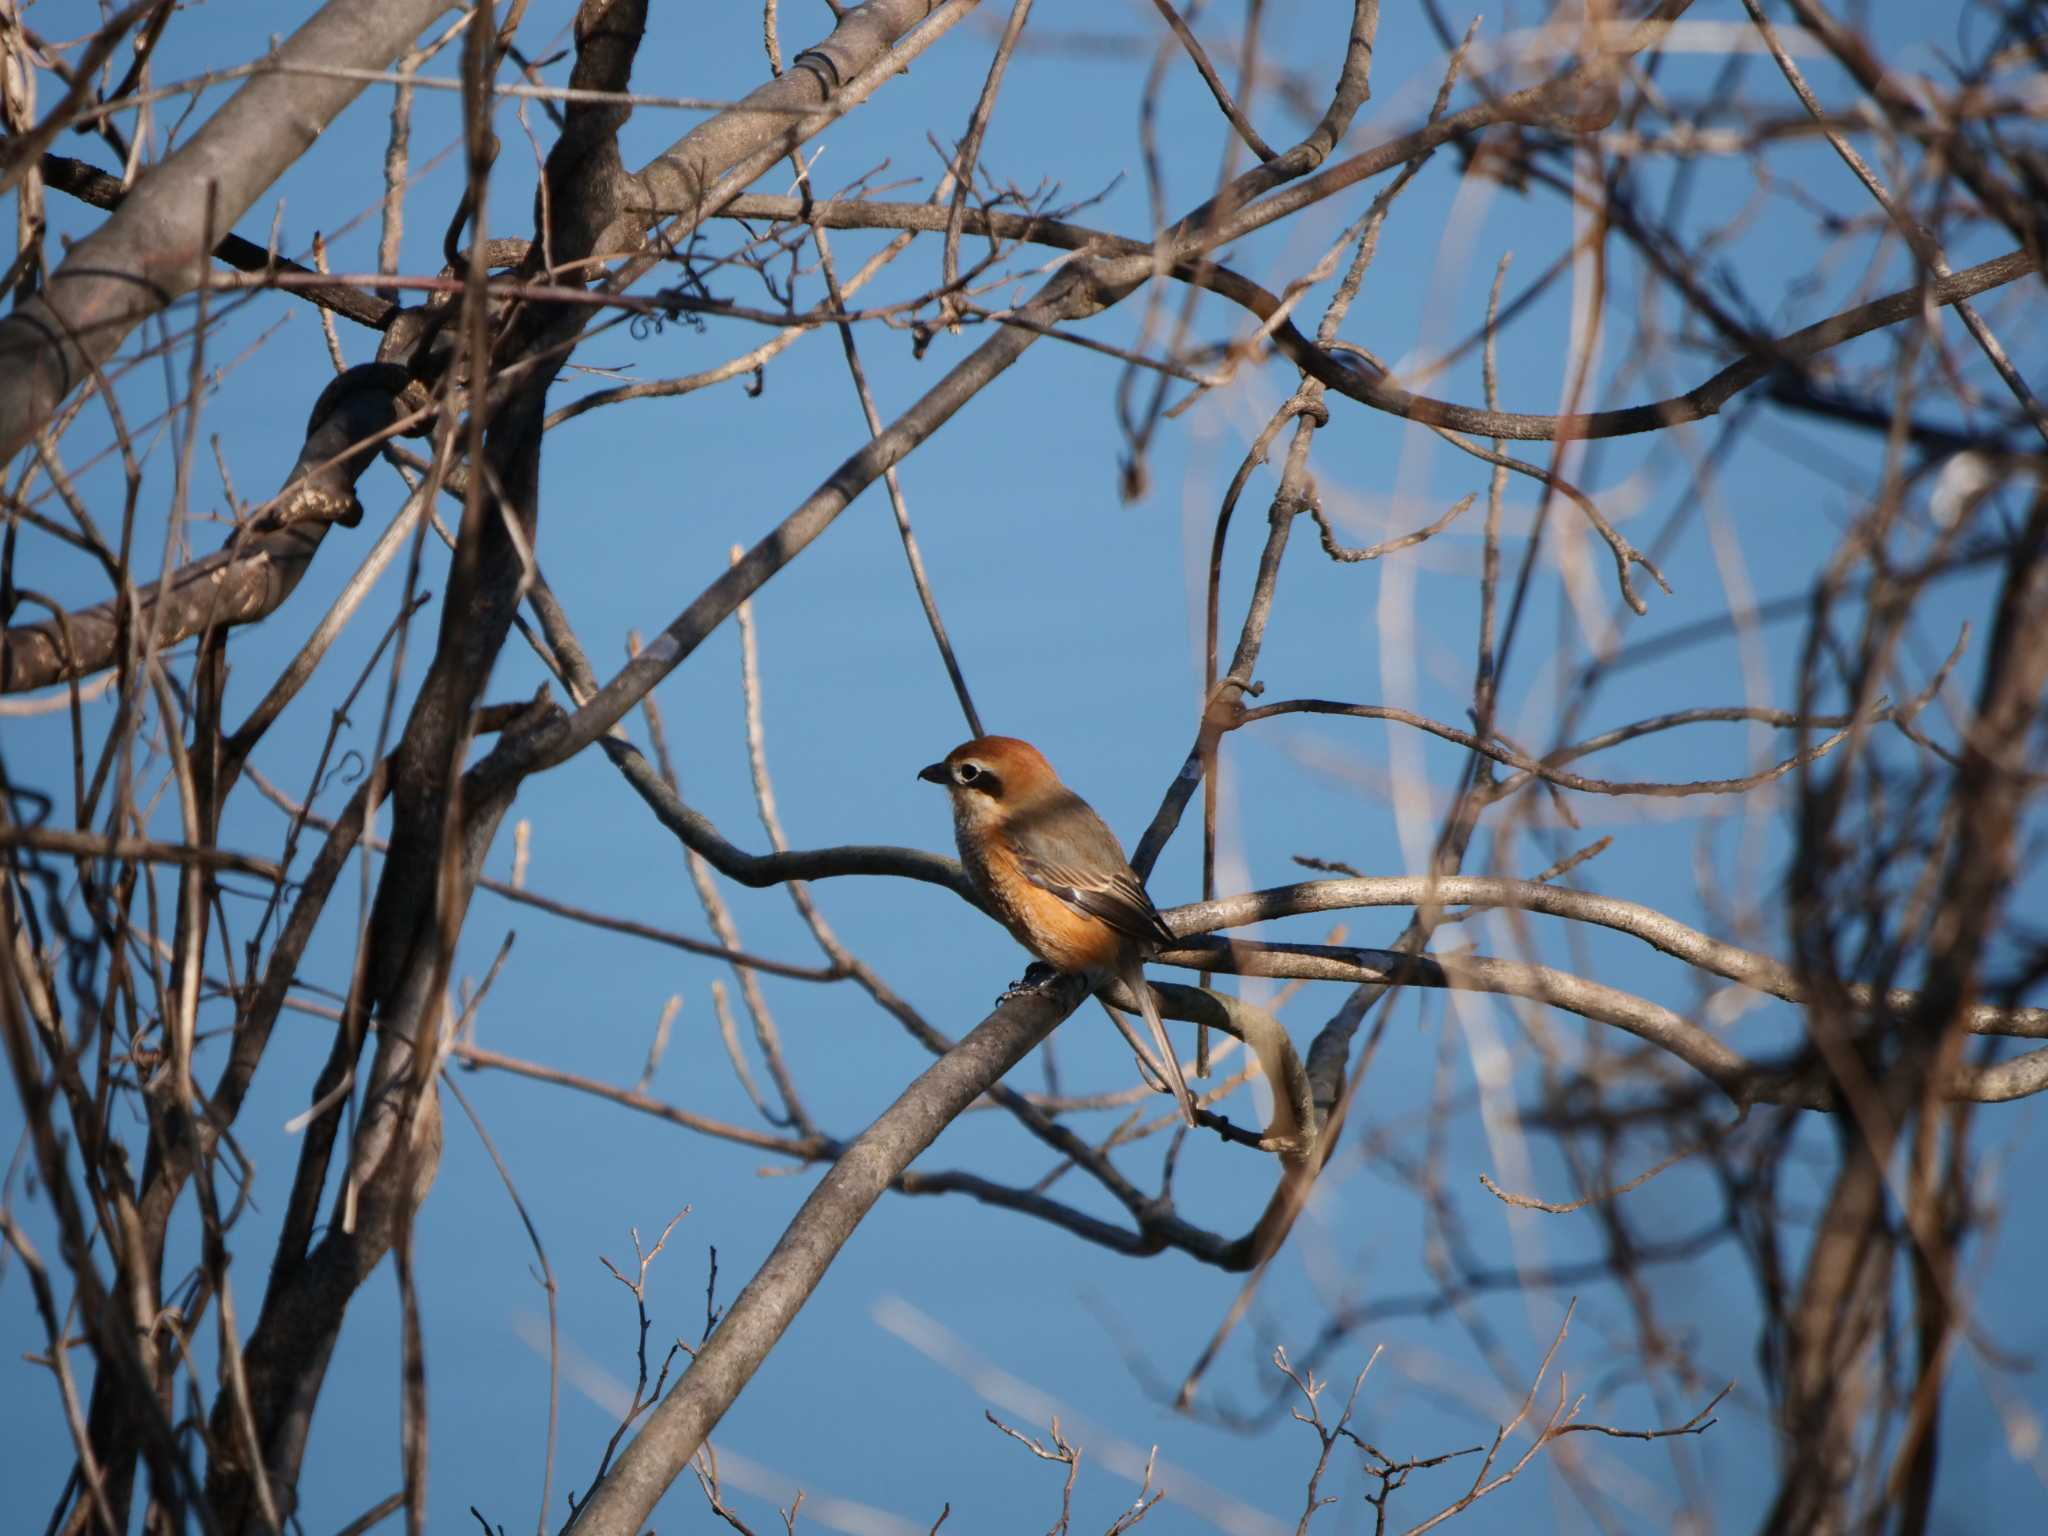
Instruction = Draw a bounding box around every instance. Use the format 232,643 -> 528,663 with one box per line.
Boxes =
5,2 -> 2045,1532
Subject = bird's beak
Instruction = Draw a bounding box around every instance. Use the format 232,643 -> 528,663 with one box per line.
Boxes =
916,762 -> 949,785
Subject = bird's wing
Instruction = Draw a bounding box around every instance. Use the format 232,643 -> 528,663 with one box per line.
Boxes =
1005,791 -> 1176,949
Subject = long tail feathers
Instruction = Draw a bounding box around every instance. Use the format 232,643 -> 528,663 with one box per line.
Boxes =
1123,961 -> 1197,1127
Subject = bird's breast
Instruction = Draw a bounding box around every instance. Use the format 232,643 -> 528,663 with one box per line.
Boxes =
958,827 -> 1123,976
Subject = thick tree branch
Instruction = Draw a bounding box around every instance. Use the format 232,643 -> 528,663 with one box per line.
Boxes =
213,5 -> 652,1525
564,977 -> 1091,1536
0,0 -> 456,462
33,149 -> 400,330
1,365 -> 409,692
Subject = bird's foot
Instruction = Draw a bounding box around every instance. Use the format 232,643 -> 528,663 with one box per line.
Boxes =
997,962 -> 1063,1004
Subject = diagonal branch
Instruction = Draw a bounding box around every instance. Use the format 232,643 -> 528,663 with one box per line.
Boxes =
563,977 -> 1092,1536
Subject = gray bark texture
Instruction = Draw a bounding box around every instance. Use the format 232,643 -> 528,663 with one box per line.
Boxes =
0,0 -> 456,462
565,976 -> 1087,1535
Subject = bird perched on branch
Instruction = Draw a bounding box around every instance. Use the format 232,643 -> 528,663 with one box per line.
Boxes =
919,735 -> 1196,1126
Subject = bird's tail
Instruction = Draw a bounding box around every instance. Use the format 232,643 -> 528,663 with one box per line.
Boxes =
1121,960 -> 1197,1127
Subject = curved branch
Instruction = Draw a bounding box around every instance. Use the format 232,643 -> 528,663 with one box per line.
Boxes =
0,0 -> 454,460
596,735 -> 974,899
1133,977 -> 1317,1157
1166,877 -> 2048,1040
0,364 -> 409,692
716,194 -> 2038,443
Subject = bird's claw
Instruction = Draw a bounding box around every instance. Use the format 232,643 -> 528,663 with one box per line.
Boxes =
996,962 -> 1062,1004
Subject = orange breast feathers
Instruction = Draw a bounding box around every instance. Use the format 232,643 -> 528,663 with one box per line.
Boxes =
964,836 -> 1131,976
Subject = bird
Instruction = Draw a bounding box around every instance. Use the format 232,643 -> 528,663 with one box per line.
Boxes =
918,735 -> 1196,1126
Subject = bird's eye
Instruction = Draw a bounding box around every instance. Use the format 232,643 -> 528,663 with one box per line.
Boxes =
955,763 -> 981,784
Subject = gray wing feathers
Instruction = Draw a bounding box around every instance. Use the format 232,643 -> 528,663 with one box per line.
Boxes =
1005,790 -> 1175,948
1004,791 -> 1194,1124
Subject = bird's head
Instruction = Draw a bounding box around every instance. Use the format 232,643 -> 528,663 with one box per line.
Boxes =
917,736 -> 1060,815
